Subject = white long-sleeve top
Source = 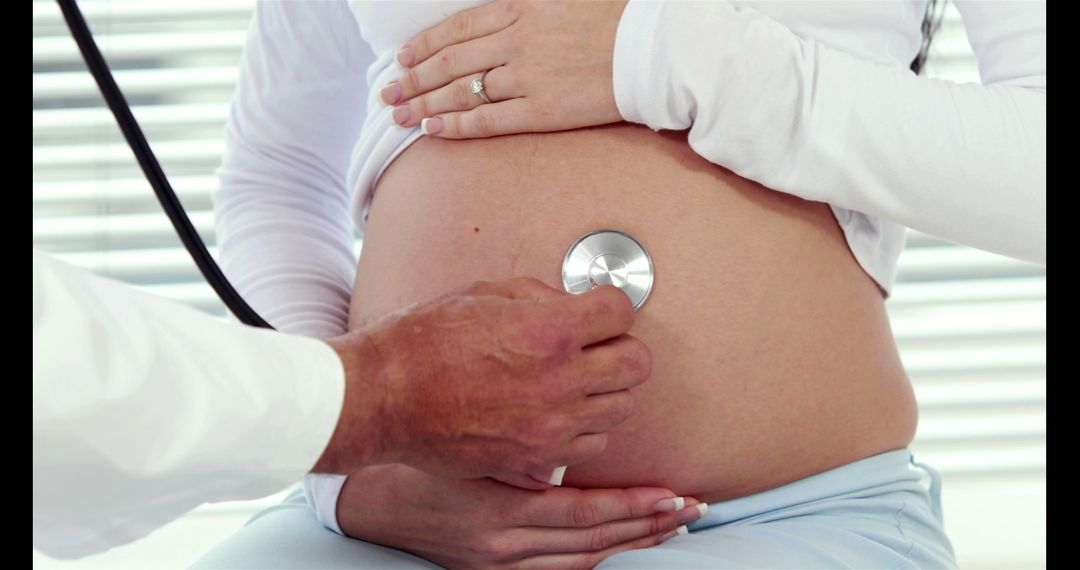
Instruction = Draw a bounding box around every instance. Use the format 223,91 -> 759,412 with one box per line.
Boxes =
215,0 -> 1045,536
32,249 -> 344,559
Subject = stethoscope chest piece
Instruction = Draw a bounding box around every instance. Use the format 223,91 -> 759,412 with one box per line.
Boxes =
562,230 -> 654,311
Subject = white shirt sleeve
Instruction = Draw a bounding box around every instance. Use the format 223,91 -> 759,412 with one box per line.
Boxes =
215,0 -> 373,536
612,0 -> 1045,264
215,0 -> 373,339
32,249 -> 344,560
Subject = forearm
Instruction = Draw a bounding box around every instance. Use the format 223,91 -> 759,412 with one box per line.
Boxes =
614,0 -> 1045,263
214,0 -> 374,338
214,162 -> 357,338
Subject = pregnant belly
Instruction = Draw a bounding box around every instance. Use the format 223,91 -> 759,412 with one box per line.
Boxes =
350,123 -> 917,503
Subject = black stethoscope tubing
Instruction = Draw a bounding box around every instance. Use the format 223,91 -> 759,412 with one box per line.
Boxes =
55,0 -> 273,329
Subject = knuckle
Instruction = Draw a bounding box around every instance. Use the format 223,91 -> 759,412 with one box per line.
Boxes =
413,95 -> 429,118
626,338 -> 652,377
453,78 -> 473,108
610,393 -> 634,421
516,428 -> 555,469
517,453 -> 543,476
471,535 -> 512,562
451,112 -> 467,137
546,329 -> 575,355
616,491 -> 635,519
648,514 -> 664,536
488,541 -> 516,563
589,525 -> 618,551
516,318 -> 572,357
472,109 -> 497,137
406,65 -> 424,93
569,500 -> 603,527
451,12 -> 472,43
416,33 -> 431,61
534,415 -> 566,445
519,455 -> 543,475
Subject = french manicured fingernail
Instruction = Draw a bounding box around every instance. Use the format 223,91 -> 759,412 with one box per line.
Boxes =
392,106 -> 411,125
396,46 -> 414,67
547,466 -> 567,486
421,117 -> 443,135
380,82 -> 401,105
652,497 -> 686,513
677,502 -> 708,523
660,525 -> 689,542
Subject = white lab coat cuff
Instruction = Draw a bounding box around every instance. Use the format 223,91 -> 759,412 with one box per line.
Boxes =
244,331 -> 347,497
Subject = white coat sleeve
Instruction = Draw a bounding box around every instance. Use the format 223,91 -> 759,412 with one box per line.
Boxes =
612,0 -> 1045,264
32,249 -> 345,559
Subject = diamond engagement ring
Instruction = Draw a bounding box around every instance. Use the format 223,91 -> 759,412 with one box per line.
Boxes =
470,69 -> 493,104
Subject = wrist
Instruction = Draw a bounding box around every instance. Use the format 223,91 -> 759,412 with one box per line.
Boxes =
313,331 -> 391,473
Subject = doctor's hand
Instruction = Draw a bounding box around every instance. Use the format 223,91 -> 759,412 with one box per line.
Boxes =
314,278 -> 651,481
380,0 -> 627,139
338,464 -> 704,569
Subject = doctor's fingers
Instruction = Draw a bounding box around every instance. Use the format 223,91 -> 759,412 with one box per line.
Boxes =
563,391 -> 636,439
545,285 -> 636,348
579,335 -> 652,395
484,285 -> 634,355
553,433 -> 609,468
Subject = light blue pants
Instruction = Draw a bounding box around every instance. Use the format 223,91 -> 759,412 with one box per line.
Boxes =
193,449 -> 956,569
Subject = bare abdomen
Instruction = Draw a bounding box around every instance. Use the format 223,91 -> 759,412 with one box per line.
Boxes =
350,123 -> 917,502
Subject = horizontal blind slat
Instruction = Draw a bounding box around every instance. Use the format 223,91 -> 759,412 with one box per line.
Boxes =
33,67 -> 238,100
33,31 -> 247,64
34,104 -> 227,134
33,0 -> 255,27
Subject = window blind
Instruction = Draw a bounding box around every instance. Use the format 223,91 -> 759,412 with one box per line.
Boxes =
33,0 -> 256,315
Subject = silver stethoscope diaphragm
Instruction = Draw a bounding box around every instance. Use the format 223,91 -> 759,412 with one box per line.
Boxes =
562,230 -> 654,311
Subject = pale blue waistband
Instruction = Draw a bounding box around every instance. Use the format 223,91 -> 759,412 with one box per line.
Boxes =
689,448 -> 940,531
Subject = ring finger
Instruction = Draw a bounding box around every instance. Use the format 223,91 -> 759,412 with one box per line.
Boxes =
392,66 -> 516,128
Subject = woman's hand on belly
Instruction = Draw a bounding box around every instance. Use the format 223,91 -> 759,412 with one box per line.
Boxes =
381,0 -> 626,139
338,465 -> 706,569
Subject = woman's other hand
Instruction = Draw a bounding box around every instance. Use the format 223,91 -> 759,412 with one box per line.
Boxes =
338,464 -> 705,569
380,1 -> 628,139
